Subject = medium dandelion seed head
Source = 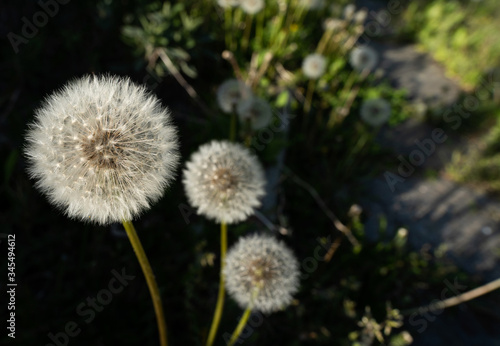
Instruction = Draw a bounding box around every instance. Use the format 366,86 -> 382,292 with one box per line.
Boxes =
302,53 -> 327,79
217,0 -> 239,8
236,97 -> 273,130
24,75 -> 179,225
240,0 -> 264,14
216,79 -> 253,113
224,234 -> 300,313
360,98 -> 391,126
182,140 -> 266,224
349,45 -> 379,73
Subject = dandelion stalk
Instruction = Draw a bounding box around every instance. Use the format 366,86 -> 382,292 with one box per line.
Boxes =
225,8 -> 233,50
123,220 -> 168,346
242,15 -> 253,51
228,304 -> 253,346
304,79 -> 316,116
206,222 -> 228,346
230,112 -> 237,141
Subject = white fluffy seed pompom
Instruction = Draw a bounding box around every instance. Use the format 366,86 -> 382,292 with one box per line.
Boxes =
182,140 -> 266,224
25,75 -> 179,225
360,98 -> 391,126
349,45 -> 379,73
236,97 -> 273,130
302,53 -> 327,79
240,0 -> 264,15
216,79 -> 253,113
224,234 -> 300,313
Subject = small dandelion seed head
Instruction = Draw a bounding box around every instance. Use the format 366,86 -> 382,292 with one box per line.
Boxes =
302,53 -> 327,79
24,75 -> 179,225
349,45 -> 379,73
182,140 -> 266,224
240,0 -> 264,15
224,234 -> 300,313
217,0 -> 239,8
360,98 -> 391,127
216,79 -> 253,113
236,97 -> 273,130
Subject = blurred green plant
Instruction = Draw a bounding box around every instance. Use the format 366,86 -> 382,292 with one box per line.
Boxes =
401,0 -> 500,89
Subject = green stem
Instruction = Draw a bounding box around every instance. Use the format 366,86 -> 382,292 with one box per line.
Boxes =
304,79 -> 316,116
242,15 -> 253,52
122,220 -> 168,346
206,222 -> 228,346
225,8 -> 233,50
227,306 -> 252,346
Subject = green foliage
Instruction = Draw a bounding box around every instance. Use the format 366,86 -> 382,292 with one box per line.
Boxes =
402,0 -> 500,89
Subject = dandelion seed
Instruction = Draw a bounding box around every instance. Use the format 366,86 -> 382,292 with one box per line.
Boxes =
216,79 -> 253,113
224,234 -> 300,313
349,45 -> 379,73
236,97 -> 273,130
240,0 -> 264,15
25,75 -> 179,225
302,53 -> 327,79
182,140 -> 266,224
360,98 -> 391,127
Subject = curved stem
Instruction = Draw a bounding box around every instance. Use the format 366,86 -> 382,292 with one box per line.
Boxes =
228,306 -> 252,346
206,222 -> 228,346
122,220 -> 168,346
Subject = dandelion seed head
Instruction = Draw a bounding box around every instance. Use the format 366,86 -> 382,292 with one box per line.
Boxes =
224,234 -> 300,313
236,97 -> 273,130
360,98 -> 391,127
302,53 -> 327,79
182,140 -> 265,224
349,45 -> 379,73
240,0 -> 264,14
216,79 -> 253,113
25,75 -> 179,225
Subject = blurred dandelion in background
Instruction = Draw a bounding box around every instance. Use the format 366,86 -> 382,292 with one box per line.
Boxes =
240,0 -> 264,15
302,53 -> 327,79
349,45 -> 379,73
236,97 -> 273,130
360,98 -> 392,127
216,79 -> 253,113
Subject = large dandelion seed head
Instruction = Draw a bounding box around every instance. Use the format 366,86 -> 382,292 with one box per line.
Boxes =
182,140 -> 265,224
302,53 -> 327,79
360,98 -> 391,127
349,45 -> 379,73
236,97 -> 273,130
240,0 -> 264,15
216,79 -> 253,113
224,234 -> 300,313
24,75 -> 179,225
